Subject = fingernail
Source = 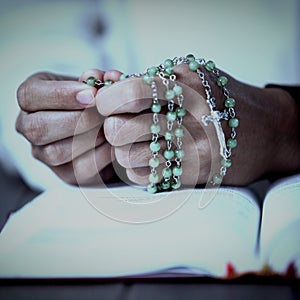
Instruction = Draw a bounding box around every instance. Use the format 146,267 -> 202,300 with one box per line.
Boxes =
76,89 -> 94,105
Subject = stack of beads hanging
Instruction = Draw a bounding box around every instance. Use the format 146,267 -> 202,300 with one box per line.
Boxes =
145,59 -> 185,194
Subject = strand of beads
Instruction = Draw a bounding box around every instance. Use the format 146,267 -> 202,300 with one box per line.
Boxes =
144,59 -> 186,193
162,73 -> 184,190
173,81 -> 185,189
205,59 -> 238,185
147,77 -> 161,194
184,54 -> 238,185
160,70 -> 175,190
195,61 -> 229,185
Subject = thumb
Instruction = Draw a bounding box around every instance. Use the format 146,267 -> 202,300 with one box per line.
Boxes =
17,72 -> 98,112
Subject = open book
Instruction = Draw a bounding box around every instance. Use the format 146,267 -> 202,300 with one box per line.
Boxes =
0,174 -> 299,279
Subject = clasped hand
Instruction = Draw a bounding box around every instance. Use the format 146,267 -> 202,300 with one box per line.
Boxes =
15,66 -> 300,187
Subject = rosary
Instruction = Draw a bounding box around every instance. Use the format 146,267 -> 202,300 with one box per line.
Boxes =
84,55 -> 238,193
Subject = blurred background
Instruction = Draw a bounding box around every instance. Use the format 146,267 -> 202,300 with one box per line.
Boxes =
0,0 -> 299,192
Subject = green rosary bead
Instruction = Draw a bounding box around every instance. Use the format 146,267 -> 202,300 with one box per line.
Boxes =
227,138 -> 237,149
163,59 -> 174,68
175,149 -> 185,159
148,66 -> 158,76
217,76 -> 228,87
173,166 -> 183,176
149,173 -> 159,184
189,60 -> 200,71
186,54 -> 195,61
166,111 -> 177,122
150,124 -> 160,134
173,85 -> 183,96
212,173 -> 223,185
143,74 -> 154,85
150,141 -> 161,152
162,167 -> 172,179
229,118 -> 239,128
104,80 -> 113,86
147,184 -> 158,194
85,76 -> 97,87
165,89 -> 175,100
165,67 -> 174,76
165,131 -> 174,141
151,103 -> 161,113
119,74 -> 128,81
171,180 -> 181,190
221,158 -> 232,168
164,149 -> 175,160
160,181 -> 171,190
174,127 -> 184,138
225,98 -> 236,108
176,107 -> 186,117
205,60 -> 215,72
149,157 -> 160,168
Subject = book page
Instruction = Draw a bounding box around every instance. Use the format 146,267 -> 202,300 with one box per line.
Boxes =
0,184 -> 260,278
259,174 -> 300,275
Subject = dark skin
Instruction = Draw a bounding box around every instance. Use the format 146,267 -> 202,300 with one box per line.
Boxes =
15,65 -> 300,188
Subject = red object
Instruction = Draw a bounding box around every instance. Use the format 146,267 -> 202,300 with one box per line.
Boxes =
226,262 -> 236,277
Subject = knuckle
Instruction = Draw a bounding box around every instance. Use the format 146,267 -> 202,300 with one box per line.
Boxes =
22,113 -> 48,145
16,81 -> 26,109
41,143 -> 68,166
15,112 -> 24,134
103,117 -> 119,146
114,146 -> 130,168
72,160 -> 95,184
31,146 -> 75,184
129,145 -> 149,167
17,80 -> 31,111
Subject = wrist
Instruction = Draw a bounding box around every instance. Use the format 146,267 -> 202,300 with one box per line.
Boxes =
222,81 -> 300,185
264,86 -> 300,176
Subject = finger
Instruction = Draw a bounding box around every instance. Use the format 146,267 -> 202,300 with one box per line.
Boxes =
104,113 -> 153,146
114,134 -> 200,170
96,77 -> 208,118
16,107 -> 103,146
104,110 -> 209,147
114,140 -> 164,169
103,69 -> 123,83
32,126 -> 106,166
126,166 -> 152,185
96,77 -> 153,116
51,142 -> 114,186
126,157 -> 202,186
17,72 -> 97,112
